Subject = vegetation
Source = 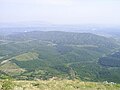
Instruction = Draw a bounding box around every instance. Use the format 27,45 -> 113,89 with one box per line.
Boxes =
0,31 -> 120,84
14,52 -> 39,61
1,79 -> 14,90
0,79 -> 120,90
99,51 -> 120,67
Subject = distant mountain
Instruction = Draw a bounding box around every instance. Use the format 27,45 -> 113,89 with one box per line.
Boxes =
8,31 -> 118,48
0,23 -> 120,38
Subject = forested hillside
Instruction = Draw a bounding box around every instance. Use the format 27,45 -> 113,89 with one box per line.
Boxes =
0,31 -> 120,83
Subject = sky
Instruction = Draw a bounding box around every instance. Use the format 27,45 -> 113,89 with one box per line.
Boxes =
0,0 -> 120,25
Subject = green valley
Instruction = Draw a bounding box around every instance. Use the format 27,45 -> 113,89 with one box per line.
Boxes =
0,31 -> 120,85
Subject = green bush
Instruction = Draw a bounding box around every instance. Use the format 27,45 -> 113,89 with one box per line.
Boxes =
1,79 -> 14,90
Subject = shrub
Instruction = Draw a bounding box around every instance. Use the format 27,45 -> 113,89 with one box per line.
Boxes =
1,79 -> 14,90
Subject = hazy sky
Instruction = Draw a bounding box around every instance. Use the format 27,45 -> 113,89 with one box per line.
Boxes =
0,0 -> 120,25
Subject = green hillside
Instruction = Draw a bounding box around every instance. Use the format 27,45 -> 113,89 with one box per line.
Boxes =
14,52 -> 39,61
0,31 -> 120,83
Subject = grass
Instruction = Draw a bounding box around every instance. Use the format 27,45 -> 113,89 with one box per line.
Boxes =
14,52 -> 39,61
0,79 -> 120,90
0,61 -> 25,75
